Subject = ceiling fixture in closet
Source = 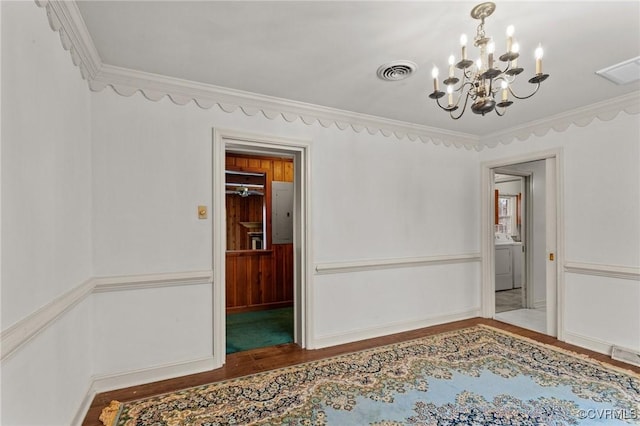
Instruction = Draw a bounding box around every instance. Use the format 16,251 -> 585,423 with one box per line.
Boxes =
225,184 -> 264,197
429,2 -> 549,119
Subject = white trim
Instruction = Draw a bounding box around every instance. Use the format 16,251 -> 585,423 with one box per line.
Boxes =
92,270 -> 213,293
480,92 -> 640,148
212,129 -> 313,368
0,278 -> 94,361
480,149 -> 564,338
533,300 -> 547,310
563,331 -> 614,356
71,356 -> 216,425
311,308 -> 481,349
90,356 -> 216,394
71,383 -> 96,426
315,253 -> 481,275
90,64 -> 479,149
564,262 -> 640,281
35,0 -> 102,80
36,2 -> 639,151
1,270 -> 215,362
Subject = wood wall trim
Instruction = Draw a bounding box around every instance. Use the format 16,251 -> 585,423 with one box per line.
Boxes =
315,253 -> 481,275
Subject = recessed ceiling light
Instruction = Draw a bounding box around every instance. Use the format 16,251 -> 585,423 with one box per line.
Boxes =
596,56 -> 640,85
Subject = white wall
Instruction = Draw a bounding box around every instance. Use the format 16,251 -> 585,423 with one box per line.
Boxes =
2,3 -> 638,425
1,2 -> 93,425
90,88 -> 481,368
479,112 -> 640,352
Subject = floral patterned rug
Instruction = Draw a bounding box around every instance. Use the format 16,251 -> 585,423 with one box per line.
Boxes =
100,325 -> 640,425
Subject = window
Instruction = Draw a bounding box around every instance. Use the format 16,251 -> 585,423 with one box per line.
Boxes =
497,195 -> 518,236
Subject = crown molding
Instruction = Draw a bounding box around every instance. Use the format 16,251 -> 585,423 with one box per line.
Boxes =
479,92 -> 640,148
89,64 -> 481,150
35,0 -> 102,80
35,1 -> 639,152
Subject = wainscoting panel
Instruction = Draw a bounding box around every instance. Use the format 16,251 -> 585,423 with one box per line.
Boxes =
564,266 -> 640,355
311,259 -> 481,349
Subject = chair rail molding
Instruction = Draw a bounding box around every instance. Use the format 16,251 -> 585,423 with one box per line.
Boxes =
35,1 -> 639,152
564,261 -> 640,281
315,253 -> 481,275
0,278 -> 94,361
0,270 -> 214,361
92,270 -> 214,293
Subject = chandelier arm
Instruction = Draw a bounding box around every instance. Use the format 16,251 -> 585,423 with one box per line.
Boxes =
494,106 -> 506,117
509,83 -> 541,100
449,92 -> 471,120
435,96 -> 454,111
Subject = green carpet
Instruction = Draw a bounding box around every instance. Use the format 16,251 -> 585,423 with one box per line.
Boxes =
226,307 -> 293,354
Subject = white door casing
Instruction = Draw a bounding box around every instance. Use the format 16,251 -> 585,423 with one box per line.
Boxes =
212,128 -> 312,368
481,148 -> 563,338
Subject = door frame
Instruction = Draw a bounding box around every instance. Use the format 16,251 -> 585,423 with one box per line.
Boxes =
481,148 -> 564,339
493,170 -> 531,308
212,128 -> 312,368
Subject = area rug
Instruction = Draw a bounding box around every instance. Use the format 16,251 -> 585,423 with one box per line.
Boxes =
99,325 -> 640,425
226,307 -> 294,354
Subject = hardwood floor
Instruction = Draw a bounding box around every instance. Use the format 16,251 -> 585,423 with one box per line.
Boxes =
82,318 -> 640,425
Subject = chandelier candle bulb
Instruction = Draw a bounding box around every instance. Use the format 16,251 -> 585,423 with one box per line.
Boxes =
511,42 -> 520,67
488,42 -> 495,69
432,66 -> 439,91
535,44 -> 544,74
461,34 -> 468,60
506,25 -> 514,52
430,2 -> 548,118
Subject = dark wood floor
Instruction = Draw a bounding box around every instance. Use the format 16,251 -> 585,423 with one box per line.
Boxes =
83,318 -> 640,425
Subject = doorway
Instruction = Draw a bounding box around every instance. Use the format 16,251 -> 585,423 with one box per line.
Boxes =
481,149 -> 562,338
212,129 -> 311,368
224,152 -> 294,354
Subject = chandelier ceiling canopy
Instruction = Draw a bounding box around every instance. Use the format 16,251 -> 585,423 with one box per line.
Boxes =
429,2 -> 549,119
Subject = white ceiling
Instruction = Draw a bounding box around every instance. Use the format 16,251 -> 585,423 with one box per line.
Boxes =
76,1 -> 640,137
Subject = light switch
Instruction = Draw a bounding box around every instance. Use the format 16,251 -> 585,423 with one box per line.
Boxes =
198,205 -> 208,219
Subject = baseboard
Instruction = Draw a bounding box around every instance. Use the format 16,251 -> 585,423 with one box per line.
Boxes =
533,300 -> 546,309
72,356 -> 215,425
91,355 -> 216,394
563,331 -> 614,356
71,383 -> 97,426
310,308 -> 481,349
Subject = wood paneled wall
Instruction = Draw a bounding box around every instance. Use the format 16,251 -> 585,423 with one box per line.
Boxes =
225,153 -> 294,313
226,154 -> 294,183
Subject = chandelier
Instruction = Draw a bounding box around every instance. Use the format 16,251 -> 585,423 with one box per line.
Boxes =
429,2 -> 549,119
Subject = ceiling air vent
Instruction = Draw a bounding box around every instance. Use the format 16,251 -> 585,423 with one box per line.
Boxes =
377,61 -> 417,81
596,56 -> 640,85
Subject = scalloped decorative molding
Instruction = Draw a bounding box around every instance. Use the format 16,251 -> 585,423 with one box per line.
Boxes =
35,0 -> 101,80
36,1 -> 640,151
481,92 -> 640,148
